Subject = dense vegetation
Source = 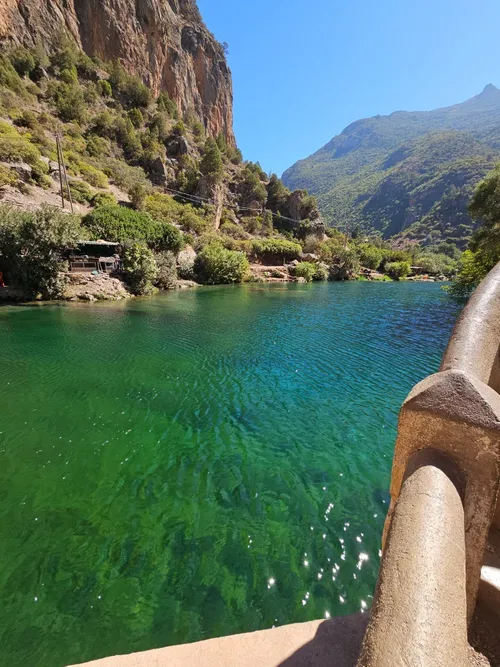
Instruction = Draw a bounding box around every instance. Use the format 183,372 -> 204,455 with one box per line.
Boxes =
448,165 -> 500,296
0,40 -> 460,298
282,85 -> 500,250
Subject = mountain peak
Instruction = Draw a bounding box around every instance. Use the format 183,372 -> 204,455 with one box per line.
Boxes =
481,83 -> 499,95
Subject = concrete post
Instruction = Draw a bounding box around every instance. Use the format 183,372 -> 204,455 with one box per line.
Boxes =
357,463 -> 468,667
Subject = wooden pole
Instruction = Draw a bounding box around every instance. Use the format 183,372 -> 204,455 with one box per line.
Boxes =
56,134 -> 65,210
58,134 -> 74,214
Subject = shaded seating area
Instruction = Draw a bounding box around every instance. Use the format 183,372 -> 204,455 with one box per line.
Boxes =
67,241 -> 121,274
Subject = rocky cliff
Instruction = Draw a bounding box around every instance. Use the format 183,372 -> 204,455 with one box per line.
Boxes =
0,0 -> 234,144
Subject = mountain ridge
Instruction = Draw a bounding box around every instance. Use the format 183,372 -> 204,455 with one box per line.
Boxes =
282,85 -> 500,247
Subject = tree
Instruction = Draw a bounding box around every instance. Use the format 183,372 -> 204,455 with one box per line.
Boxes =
0,205 -> 83,298
154,251 -> 178,290
121,242 -> 158,295
356,243 -> 383,270
266,174 -> 290,213
200,138 -> 224,181
385,261 -> 411,280
449,166 -> 500,296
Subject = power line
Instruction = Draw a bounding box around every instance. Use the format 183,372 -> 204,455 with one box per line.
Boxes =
163,186 -> 308,226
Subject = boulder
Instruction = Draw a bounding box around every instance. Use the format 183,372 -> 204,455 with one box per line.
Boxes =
299,252 -> 318,262
166,135 -> 190,157
8,162 -> 32,181
149,156 -> 175,186
295,277 -> 307,284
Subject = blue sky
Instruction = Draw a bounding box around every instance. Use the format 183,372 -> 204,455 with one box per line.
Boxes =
197,0 -> 500,176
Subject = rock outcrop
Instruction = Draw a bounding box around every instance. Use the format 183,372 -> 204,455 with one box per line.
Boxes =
0,0 -> 234,144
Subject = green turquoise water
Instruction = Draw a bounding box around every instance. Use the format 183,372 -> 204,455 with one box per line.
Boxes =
0,282 -> 461,667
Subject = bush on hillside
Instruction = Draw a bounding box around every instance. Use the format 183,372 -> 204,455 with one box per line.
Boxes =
83,204 -> 184,252
91,191 -> 117,208
314,264 -> 329,281
69,180 -> 95,204
154,251 -> 178,290
79,163 -> 108,188
9,46 -> 36,77
291,262 -> 316,282
51,82 -> 87,123
108,62 -> 151,109
0,164 -> 18,187
357,243 -> 383,270
237,167 -> 268,208
97,80 -> 112,97
327,247 -> 361,281
157,91 -> 179,118
251,238 -> 302,262
100,158 -> 151,193
121,241 -> 158,295
128,107 -> 144,129
385,261 -> 411,280
200,137 -> 224,181
194,243 -> 249,284
0,55 -> 24,95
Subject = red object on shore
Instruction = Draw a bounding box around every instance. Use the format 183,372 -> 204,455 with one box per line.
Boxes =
0,272 -> 5,287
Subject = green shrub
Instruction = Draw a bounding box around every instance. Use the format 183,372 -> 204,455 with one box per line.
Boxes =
292,261 -> 316,282
108,62 -> 151,109
171,120 -> 186,137
200,137 -> 223,181
357,243 -> 383,270
251,238 -> 302,262
114,116 -> 142,160
144,193 -> 207,234
79,163 -> 108,188
180,207 -> 209,234
60,67 -> 78,85
52,83 -> 87,123
97,80 -> 112,97
0,124 -> 48,184
154,251 -> 177,289
129,181 -> 152,211
121,241 -> 158,295
191,120 -> 205,139
327,247 -> 361,281
220,222 -> 251,240
82,204 -> 183,251
90,110 -> 116,138
314,264 -> 329,281
149,112 -> 170,143
85,135 -> 111,158
0,55 -> 23,94
157,91 -> 178,118
101,158 -> 151,193
194,243 -> 249,284
13,110 -> 38,129
9,47 -> 36,77
91,191 -> 117,208
69,180 -> 95,204
227,146 -> 243,165
237,167 -> 267,207
0,205 -> 84,298
128,107 -> 144,128
385,261 -> 411,280
0,164 -> 17,187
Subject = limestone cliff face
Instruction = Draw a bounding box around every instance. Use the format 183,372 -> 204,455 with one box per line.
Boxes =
0,0 -> 234,144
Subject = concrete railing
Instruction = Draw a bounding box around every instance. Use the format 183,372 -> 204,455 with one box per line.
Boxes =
357,262 -> 500,666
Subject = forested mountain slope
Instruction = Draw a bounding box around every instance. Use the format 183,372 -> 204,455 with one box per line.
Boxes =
282,85 -> 500,248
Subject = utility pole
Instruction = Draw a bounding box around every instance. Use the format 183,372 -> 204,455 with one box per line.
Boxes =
56,134 -> 65,210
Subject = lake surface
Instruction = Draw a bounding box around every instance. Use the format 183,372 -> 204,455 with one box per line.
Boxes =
0,282 -> 461,667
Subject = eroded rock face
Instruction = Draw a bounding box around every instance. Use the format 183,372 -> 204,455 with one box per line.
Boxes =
0,0 -> 234,144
